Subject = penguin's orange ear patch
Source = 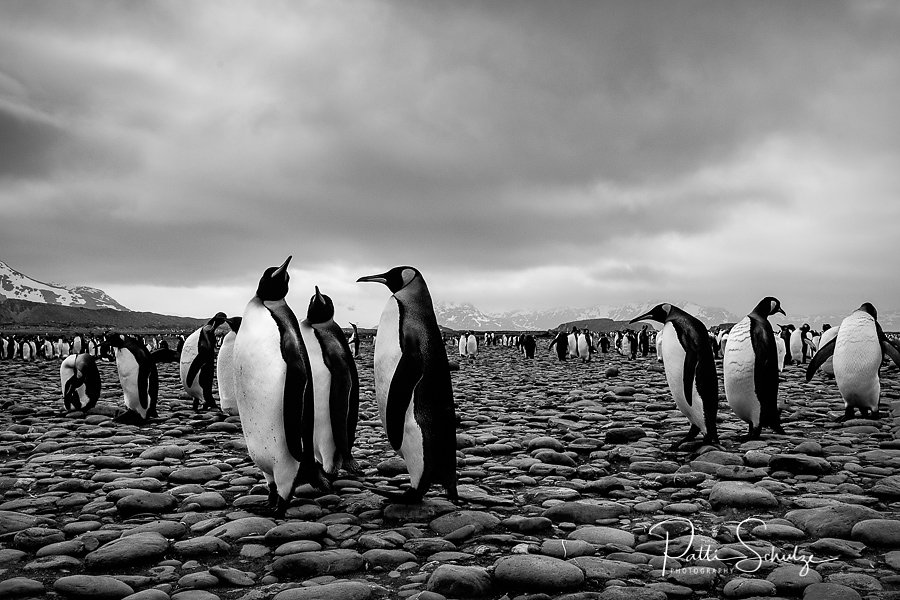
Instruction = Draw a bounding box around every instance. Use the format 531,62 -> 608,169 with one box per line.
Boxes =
662,303 -> 672,313
401,268 -> 417,286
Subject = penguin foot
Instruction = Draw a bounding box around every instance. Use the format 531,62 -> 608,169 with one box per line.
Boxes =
836,408 -> 855,423
202,400 -> 217,411
192,398 -> 200,411
272,497 -> 290,520
371,487 -> 423,504
770,424 -> 787,435
267,483 -> 278,510
868,410 -> 881,420
343,458 -> 363,476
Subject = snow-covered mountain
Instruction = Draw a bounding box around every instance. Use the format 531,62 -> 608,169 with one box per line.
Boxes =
434,299 -> 741,331
0,261 -> 129,311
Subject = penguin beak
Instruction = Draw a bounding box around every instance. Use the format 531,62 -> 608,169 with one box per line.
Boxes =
273,256 -> 292,277
776,307 -> 786,316
629,311 -> 655,324
314,286 -> 324,302
357,272 -> 388,285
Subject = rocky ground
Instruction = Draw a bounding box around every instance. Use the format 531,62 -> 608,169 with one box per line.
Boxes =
1,341 -> 900,600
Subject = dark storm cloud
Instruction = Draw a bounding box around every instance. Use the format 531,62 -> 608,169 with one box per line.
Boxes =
1,0 -> 899,318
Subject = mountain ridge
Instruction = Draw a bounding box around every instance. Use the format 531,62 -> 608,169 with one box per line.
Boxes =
0,260 -> 129,311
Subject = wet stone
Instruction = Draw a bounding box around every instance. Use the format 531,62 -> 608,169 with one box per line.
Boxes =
426,564 -> 492,597
0,577 -> 44,598
271,581 -> 374,600
84,532 -> 169,570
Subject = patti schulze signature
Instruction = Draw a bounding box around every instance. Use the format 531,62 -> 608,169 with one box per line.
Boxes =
647,517 -> 838,576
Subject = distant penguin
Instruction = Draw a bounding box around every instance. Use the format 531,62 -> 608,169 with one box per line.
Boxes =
60,353 -> 101,412
577,331 -> 591,362
465,331 -> 478,360
790,324 -> 812,364
807,303 -> 900,421
458,334 -> 467,357
656,331 -> 664,363
102,333 -> 174,423
567,331 -> 579,359
522,334 -> 536,358
724,297 -> 787,440
22,339 -> 32,361
72,334 -> 84,355
301,286 -> 361,477
0,336 -> 7,359
180,312 -> 227,411
348,323 -> 360,358
815,325 -> 840,376
775,332 -> 787,372
216,317 -> 242,416
358,266 -> 458,503
232,256 -> 328,517
781,326 -> 795,364
548,331 -> 568,361
631,303 -> 719,449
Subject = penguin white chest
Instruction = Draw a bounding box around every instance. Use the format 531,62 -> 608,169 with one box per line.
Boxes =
300,321 -> 337,473
660,323 -> 706,432
790,330 -> 804,362
776,337 -> 786,371
833,313 -> 881,409
723,317 -> 761,425
816,327 -> 839,375
179,327 -> 203,398
217,331 -> 238,415
232,299 -> 290,474
115,349 -> 143,415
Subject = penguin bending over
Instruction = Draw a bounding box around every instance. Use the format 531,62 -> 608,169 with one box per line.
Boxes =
807,303 -> 900,421
180,312 -> 227,411
300,286 -> 361,477
60,353 -> 101,412
723,297 -> 787,440
102,333 -> 176,423
630,303 -> 719,450
232,257 -> 330,517
358,266 -> 458,504
216,317 -> 242,416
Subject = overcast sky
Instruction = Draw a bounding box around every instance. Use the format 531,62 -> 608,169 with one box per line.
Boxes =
2,1 -> 899,326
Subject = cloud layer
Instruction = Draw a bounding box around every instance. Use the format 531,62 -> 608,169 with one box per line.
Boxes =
2,1 -> 899,325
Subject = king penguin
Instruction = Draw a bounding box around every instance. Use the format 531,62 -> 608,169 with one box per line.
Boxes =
790,324 -> 812,364
465,331 -> 478,360
232,257 -> 330,517
807,303 -> 900,421
60,352 -> 101,413
630,303 -> 719,449
102,333 -> 175,423
300,286 -> 361,477
180,312 -> 227,411
216,316 -> 242,416
357,266 -> 458,503
723,297 -> 787,440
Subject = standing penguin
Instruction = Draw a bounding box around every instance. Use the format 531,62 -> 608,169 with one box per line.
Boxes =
548,330 -> 569,361
458,333 -> 467,357
630,303 -> 719,449
723,297 -> 787,440
807,303 -> 900,421
101,333 -> 174,423
348,323 -> 361,358
465,331 -> 478,360
522,334 -> 536,358
180,312 -> 227,411
790,324 -> 812,364
357,266 -> 458,503
60,353 -> 101,412
780,326 -> 795,365
216,317 -> 242,416
301,286 -> 361,477
577,330 -> 592,363
775,329 -> 787,372
232,257 -> 329,517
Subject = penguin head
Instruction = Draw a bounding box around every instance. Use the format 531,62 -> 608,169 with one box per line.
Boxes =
306,286 -> 335,324
256,256 -> 292,301
357,266 -> 420,293
207,312 -> 228,328
226,316 -> 242,333
857,302 -> 877,319
754,297 -> 786,317
629,303 -> 673,324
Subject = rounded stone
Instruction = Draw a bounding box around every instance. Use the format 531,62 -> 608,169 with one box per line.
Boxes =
53,575 -> 135,600
493,554 -> 585,591
427,564 -> 492,597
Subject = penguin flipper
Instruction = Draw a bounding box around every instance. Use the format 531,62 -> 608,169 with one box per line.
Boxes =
806,338 -> 836,381
881,340 -> 900,369
386,351 -> 423,451
750,317 -> 779,423
681,348 -> 698,407
185,354 -> 205,388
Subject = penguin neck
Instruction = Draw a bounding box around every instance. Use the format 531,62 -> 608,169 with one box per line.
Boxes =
261,298 -> 288,310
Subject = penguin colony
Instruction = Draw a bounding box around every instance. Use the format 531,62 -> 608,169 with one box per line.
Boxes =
3,263 -> 900,517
